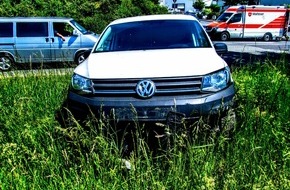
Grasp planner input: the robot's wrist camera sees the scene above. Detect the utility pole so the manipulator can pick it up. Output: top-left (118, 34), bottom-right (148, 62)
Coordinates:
top-left (173, 0), bottom-right (177, 13)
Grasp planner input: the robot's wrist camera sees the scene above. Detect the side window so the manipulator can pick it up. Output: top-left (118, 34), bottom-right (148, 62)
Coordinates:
top-left (230, 13), bottom-right (242, 23)
top-left (17, 22), bottom-right (48, 37)
top-left (95, 27), bottom-right (113, 51)
top-left (192, 22), bottom-right (211, 47)
top-left (53, 22), bottom-right (74, 37)
top-left (0, 22), bottom-right (13, 37)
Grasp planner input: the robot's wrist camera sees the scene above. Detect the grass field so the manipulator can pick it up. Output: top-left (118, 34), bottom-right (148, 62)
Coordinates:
top-left (0, 56), bottom-right (289, 189)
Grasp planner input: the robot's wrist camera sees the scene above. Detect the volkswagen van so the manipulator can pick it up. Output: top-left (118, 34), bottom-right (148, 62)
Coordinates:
top-left (0, 17), bottom-right (99, 71)
top-left (65, 14), bottom-right (235, 127)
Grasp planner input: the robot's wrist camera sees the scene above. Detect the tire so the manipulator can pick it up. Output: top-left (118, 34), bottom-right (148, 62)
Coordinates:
top-left (0, 54), bottom-right (14, 71)
top-left (55, 100), bottom-right (87, 128)
top-left (210, 108), bottom-right (236, 136)
top-left (220, 108), bottom-right (236, 133)
top-left (75, 52), bottom-right (86, 65)
top-left (263, 33), bottom-right (272, 41)
top-left (220, 32), bottom-right (229, 41)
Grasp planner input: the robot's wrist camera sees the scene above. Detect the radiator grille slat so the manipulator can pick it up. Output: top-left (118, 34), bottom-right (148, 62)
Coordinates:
top-left (91, 76), bottom-right (202, 96)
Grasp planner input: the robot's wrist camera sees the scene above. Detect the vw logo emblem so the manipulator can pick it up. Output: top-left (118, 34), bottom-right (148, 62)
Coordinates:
top-left (136, 80), bottom-right (156, 98)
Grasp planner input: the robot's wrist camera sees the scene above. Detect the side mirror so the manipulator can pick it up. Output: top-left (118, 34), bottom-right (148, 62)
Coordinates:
top-left (214, 42), bottom-right (228, 54)
top-left (73, 29), bottom-right (79, 36)
top-left (83, 49), bottom-right (92, 59)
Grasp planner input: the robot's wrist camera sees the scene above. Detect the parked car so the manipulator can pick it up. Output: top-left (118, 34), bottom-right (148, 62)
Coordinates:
top-left (184, 11), bottom-right (199, 20)
top-left (64, 14), bottom-right (235, 128)
top-left (0, 17), bottom-right (99, 71)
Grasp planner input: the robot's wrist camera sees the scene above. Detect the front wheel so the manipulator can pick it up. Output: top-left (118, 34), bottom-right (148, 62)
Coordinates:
top-left (263, 33), bottom-right (272, 41)
top-left (75, 52), bottom-right (86, 65)
top-left (210, 108), bottom-right (237, 136)
top-left (220, 32), bottom-right (229, 41)
top-left (75, 49), bottom-right (91, 65)
top-left (220, 108), bottom-right (236, 133)
top-left (0, 54), bottom-right (14, 71)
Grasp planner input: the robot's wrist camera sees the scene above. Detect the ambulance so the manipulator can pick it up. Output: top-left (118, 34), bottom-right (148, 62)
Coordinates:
top-left (205, 5), bottom-right (290, 41)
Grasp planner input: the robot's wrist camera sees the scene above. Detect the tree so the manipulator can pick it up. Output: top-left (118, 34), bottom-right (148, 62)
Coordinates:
top-left (193, 0), bottom-right (205, 11)
top-left (248, 0), bottom-right (257, 5)
top-left (209, 4), bottom-right (220, 13)
top-left (0, 0), bottom-right (168, 34)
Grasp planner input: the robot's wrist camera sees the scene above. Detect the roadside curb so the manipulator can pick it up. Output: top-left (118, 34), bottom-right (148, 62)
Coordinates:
top-left (281, 35), bottom-right (289, 41)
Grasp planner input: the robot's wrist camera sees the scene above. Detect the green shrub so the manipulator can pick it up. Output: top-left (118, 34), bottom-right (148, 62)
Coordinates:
top-left (0, 0), bottom-right (167, 34)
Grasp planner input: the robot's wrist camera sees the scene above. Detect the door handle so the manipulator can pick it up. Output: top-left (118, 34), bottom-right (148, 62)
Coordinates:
top-left (51, 38), bottom-right (54, 43)
top-left (45, 37), bottom-right (49, 42)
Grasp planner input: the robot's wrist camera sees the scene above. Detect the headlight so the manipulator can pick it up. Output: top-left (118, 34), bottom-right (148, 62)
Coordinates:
top-left (212, 27), bottom-right (218, 31)
top-left (205, 26), bottom-right (211, 30)
top-left (202, 67), bottom-right (232, 92)
top-left (71, 73), bottom-right (93, 94)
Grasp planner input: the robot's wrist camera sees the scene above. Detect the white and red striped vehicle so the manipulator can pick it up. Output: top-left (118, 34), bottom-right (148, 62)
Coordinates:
top-left (205, 5), bottom-right (290, 41)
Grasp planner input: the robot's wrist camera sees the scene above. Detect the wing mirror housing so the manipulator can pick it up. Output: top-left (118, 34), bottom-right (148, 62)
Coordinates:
top-left (214, 42), bottom-right (228, 54)
top-left (73, 29), bottom-right (79, 36)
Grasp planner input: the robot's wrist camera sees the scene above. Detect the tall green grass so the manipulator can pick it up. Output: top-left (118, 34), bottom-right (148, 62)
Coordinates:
top-left (0, 57), bottom-right (289, 189)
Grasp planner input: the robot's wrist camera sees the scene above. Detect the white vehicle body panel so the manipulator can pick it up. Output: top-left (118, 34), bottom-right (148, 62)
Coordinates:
top-left (74, 48), bottom-right (226, 79)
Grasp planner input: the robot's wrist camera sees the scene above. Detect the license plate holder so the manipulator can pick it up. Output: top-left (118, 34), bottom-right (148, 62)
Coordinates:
top-left (166, 111), bottom-right (185, 126)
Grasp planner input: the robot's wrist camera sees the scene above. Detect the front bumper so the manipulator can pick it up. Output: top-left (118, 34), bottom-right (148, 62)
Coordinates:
top-left (206, 28), bottom-right (222, 40)
top-left (66, 84), bottom-right (235, 122)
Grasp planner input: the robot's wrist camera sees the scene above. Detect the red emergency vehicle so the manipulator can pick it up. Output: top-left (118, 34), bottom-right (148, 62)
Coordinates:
top-left (205, 5), bottom-right (290, 41)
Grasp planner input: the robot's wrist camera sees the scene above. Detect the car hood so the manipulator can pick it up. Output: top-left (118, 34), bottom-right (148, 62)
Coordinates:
top-left (74, 48), bottom-right (227, 79)
top-left (207, 21), bottom-right (227, 28)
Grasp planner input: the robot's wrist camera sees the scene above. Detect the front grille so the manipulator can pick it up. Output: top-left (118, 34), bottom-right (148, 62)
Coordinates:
top-left (91, 76), bottom-right (203, 97)
top-left (205, 26), bottom-right (212, 31)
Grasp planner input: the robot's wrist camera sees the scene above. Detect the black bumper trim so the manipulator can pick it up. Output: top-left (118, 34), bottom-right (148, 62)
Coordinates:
top-left (66, 84), bottom-right (235, 121)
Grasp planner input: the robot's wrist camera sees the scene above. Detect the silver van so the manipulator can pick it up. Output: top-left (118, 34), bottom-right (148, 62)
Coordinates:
top-left (0, 17), bottom-right (99, 71)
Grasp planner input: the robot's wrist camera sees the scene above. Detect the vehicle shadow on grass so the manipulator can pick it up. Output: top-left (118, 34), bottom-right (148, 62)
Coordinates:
top-left (55, 102), bottom-right (235, 159)
top-left (13, 61), bottom-right (77, 71)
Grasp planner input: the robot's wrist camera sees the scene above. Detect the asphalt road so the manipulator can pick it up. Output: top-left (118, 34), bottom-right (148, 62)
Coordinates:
top-left (200, 19), bottom-right (290, 65)
top-left (214, 40), bottom-right (290, 66)
top-left (216, 40), bottom-right (290, 54)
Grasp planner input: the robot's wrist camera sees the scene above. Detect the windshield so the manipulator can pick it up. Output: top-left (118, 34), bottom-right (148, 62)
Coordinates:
top-left (216, 13), bottom-right (233, 22)
top-left (70, 20), bottom-right (91, 34)
top-left (94, 20), bottom-right (211, 52)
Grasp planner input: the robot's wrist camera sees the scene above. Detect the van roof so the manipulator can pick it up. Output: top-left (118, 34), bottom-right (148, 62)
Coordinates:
top-left (0, 17), bottom-right (73, 22)
top-left (226, 5), bottom-right (288, 11)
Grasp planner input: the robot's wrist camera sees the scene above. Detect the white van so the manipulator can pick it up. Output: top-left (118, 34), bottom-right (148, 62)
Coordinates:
top-left (0, 17), bottom-right (99, 71)
top-left (205, 5), bottom-right (289, 41)
top-left (66, 14), bottom-right (235, 126)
